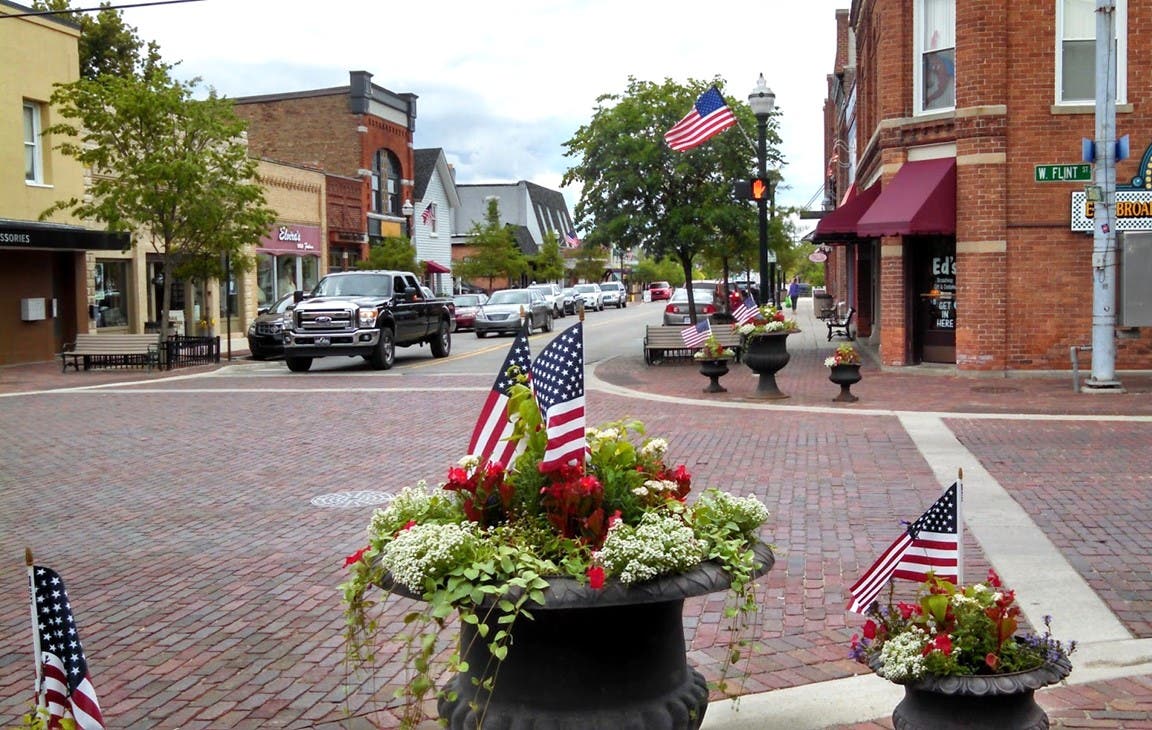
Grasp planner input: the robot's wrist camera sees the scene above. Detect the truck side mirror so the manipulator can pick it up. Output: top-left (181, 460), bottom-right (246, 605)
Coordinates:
top-left (293, 290), bottom-right (304, 304)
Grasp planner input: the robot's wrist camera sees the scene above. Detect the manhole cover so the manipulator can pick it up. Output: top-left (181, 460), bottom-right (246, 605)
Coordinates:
top-left (310, 490), bottom-right (394, 508)
top-left (970, 386), bottom-right (1021, 394)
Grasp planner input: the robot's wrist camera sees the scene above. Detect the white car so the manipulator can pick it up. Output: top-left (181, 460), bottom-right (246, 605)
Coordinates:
top-left (528, 283), bottom-right (565, 317)
top-left (573, 283), bottom-right (604, 311)
top-left (599, 281), bottom-right (626, 309)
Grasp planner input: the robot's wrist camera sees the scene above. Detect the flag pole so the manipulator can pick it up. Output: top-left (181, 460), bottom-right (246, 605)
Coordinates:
top-left (26, 547), bottom-right (44, 714)
top-left (956, 468), bottom-right (964, 585)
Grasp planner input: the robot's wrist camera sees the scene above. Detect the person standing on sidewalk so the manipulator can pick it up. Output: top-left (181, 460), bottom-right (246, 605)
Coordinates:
top-left (787, 277), bottom-right (800, 312)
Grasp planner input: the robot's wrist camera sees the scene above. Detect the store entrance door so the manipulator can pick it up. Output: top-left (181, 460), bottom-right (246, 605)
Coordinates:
top-left (908, 236), bottom-right (956, 364)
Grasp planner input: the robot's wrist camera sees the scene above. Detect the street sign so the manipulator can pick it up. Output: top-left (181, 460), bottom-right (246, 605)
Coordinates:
top-left (1035, 164), bottom-right (1092, 182)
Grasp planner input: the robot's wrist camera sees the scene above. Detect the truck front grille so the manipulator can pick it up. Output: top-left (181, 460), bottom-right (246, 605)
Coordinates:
top-left (297, 309), bottom-right (355, 332)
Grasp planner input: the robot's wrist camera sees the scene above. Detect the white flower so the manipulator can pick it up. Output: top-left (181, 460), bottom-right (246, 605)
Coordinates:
top-left (644, 479), bottom-right (678, 494)
top-left (632, 486), bottom-right (649, 496)
top-left (379, 522), bottom-right (478, 591)
top-left (824, 356), bottom-right (837, 367)
top-left (738, 323), bottom-right (756, 336)
top-left (457, 454), bottom-right (480, 470)
top-left (593, 513), bottom-right (704, 584)
top-left (877, 630), bottom-right (928, 682)
top-left (639, 438), bottom-right (668, 458)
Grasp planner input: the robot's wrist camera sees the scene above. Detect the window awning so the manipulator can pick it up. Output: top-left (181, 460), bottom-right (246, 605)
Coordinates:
top-left (423, 260), bottom-right (451, 274)
top-left (856, 158), bottom-right (956, 237)
top-left (812, 182), bottom-right (883, 243)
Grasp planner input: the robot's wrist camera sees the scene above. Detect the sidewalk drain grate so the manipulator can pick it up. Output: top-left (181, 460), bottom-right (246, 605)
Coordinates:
top-left (311, 490), bottom-right (394, 508)
top-left (970, 386), bottom-right (1021, 394)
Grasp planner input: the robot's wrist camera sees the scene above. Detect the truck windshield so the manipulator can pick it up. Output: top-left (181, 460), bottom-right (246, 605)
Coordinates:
top-left (314, 274), bottom-right (392, 298)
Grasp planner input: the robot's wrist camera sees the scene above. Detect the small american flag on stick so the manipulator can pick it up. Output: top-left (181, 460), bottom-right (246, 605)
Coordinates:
top-left (532, 321), bottom-right (585, 471)
top-left (467, 326), bottom-right (532, 468)
top-left (681, 319), bottom-right (712, 347)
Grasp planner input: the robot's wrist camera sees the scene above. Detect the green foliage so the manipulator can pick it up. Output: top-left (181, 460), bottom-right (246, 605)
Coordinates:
top-left (453, 198), bottom-right (527, 290)
top-left (21, 705), bottom-right (74, 730)
top-left (33, 0), bottom-right (165, 81)
top-left (562, 76), bottom-right (784, 291)
top-left (570, 242), bottom-right (609, 284)
top-left (531, 231), bottom-right (567, 283)
top-left (41, 68), bottom-right (276, 336)
top-left (357, 237), bottom-right (417, 272)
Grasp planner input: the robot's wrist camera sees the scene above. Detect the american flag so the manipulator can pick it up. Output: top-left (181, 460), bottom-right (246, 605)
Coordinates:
top-left (421, 203), bottom-right (436, 227)
top-left (732, 292), bottom-right (759, 325)
top-left (564, 230), bottom-right (581, 248)
top-left (468, 326), bottom-right (532, 468)
top-left (664, 87), bottom-right (738, 152)
top-left (847, 482), bottom-right (962, 614)
top-left (532, 322), bottom-right (585, 471)
top-left (31, 565), bottom-right (105, 730)
top-left (681, 319), bottom-right (712, 347)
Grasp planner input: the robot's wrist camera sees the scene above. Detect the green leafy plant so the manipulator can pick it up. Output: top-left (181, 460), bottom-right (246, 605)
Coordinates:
top-left (824, 343), bottom-right (861, 367)
top-left (693, 334), bottom-right (736, 360)
top-left (343, 371), bottom-right (772, 728)
top-left (850, 570), bottom-right (1076, 683)
top-left (733, 304), bottom-right (799, 335)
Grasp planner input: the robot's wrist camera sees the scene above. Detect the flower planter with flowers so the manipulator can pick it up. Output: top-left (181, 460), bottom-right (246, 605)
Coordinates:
top-left (825, 343), bottom-right (862, 402)
top-left (850, 571), bottom-right (1075, 729)
top-left (693, 335), bottom-right (736, 393)
top-left (343, 374), bottom-right (774, 730)
top-left (734, 304), bottom-right (800, 399)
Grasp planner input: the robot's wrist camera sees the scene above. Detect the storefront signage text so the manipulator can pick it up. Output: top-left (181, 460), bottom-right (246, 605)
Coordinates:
top-left (1070, 190), bottom-right (1152, 231)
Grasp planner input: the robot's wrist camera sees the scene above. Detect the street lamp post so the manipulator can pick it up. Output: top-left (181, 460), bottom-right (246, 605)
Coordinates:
top-left (402, 198), bottom-right (415, 239)
top-left (748, 74), bottom-right (776, 306)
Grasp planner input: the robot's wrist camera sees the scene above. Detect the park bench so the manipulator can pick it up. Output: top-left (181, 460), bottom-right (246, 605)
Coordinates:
top-left (60, 333), bottom-right (159, 372)
top-left (827, 307), bottom-right (856, 342)
top-left (643, 325), bottom-right (744, 365)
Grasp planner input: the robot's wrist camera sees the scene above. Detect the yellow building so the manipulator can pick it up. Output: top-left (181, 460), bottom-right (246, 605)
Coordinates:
top-left (0, 1), bottom-right (129, 365)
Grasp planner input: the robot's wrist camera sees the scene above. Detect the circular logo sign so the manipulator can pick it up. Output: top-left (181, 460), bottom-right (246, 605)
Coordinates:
top-left (809, 251), bottom-right (828, 263)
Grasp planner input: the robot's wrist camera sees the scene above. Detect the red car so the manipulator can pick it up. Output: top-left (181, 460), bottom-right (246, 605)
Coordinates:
top-left (452, 293), bottom-right (487, 331)
top-left (648, 281), bottom-right (673, 301)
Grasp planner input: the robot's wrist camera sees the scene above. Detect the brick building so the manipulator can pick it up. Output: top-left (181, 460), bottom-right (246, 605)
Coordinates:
top-left (814, 1), bottom-right (1151, 373)
top-left (232, 71), bottom-right (417, 272)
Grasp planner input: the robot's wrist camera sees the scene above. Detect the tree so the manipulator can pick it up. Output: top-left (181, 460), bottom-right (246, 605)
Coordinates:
top-left (42, 68), bottom-right (277, 342)
top-left (562, 76), bottom-right (783, 322)
top-left (532, 231), bottom-right (567, 284)
top-left (358, 237), bottom-right (417, 272)
top-left (570, 242), bottom-right (609, 284)
top-left (33, 0), bottom-right (164, 80)
top-left (452, 198), bottom-right (527, 291)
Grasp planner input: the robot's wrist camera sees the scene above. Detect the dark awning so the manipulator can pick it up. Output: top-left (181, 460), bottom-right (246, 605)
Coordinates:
top-left (812, 183), bottom-right (883, 243)
top-left (423, 259), bottom-right (451, 274)
top-left (856, 158), bottom-right (956, 237)
top-left (0, 219), bottom-right (129, 251)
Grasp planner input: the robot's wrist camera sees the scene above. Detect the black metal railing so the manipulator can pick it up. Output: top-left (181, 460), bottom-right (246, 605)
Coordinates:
top-left (162, 335), bottom-right (220, 369)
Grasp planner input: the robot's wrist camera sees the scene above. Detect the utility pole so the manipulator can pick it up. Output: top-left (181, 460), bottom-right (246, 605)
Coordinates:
top-left (1085, 0), bottom-right (1122, 391)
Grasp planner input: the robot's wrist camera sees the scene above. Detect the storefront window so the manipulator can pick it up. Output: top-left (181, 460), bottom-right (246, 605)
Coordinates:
top-left (94, 260), bottom-right (130, 328)
top-left (257, 254), bottom-right (275, 305)
top-left (301, 254), bottom-right (319, 291)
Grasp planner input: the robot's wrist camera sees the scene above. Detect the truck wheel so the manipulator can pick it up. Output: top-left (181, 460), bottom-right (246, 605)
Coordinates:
top-left (543, 313), bottom-right (553, 332)
top-left (476, 330), bottom-right (487, 338)
top-left (368, 328), bottom-right (395, 370)
top-left (285, 357), bottom-right (312, 372)
top-left (430, 319), bottom-right (451, 358)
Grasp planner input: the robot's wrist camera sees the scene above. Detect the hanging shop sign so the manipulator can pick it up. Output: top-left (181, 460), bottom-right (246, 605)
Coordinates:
top-left (258, 224), bottom-right (322, 255)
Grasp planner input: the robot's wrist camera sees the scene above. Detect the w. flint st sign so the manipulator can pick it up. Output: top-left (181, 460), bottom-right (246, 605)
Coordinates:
top-left (1035, 164), bottom-right (1092, 182)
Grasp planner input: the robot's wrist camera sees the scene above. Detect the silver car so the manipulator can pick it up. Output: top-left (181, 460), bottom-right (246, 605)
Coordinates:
top-left (573, 283), bottom-right (604, 311)
top-left (475, 288), bottom-right (554, 337)
top-left (599, 281), bottom-right (627, 309)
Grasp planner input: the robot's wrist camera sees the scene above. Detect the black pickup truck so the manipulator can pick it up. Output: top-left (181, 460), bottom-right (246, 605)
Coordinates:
top-left (281, 270), bottom-right (453, 372)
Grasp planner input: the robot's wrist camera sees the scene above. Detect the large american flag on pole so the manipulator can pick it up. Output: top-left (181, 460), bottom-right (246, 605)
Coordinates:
top-left (30, 564), bottom-right (105, 730)
top-left (847, 481), bottom-right (962, 614)
top-left (532, 321), bottom-right (585, 471)
top-left (664, 87), bottom-right (738, 152)
top-left (467, 326), bottom-right (532, 468)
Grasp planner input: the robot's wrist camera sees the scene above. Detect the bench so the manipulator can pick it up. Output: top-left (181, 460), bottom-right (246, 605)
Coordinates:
top-left (643, 325), bottom-right (744, 365)
top-left (827, 307), bottom-right (856, 341)
top-left (61, 333), bottom-right (159, 372)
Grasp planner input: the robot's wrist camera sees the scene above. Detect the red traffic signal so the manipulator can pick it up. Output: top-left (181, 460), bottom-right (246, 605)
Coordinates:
top-left (750, 178), bottom-right (770, 201)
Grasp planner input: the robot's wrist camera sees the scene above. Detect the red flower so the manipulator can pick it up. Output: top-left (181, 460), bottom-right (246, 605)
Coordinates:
top-left (987, 569), bottom-right (1002, 588)
top-left (931, 633), bottom-right (953, 655)
top-left (897, 601), bottom-right (919, 619)
top-left (985, 653), bottom-right (1000, 670)
top-left (343, 546), bottom-right (370, 568)
top-left (402, 519), bottom-right (417, 531)
top-left (862, 620), bottom-right (877, 640)
top-left (587, 565), bottom-right (605, 590)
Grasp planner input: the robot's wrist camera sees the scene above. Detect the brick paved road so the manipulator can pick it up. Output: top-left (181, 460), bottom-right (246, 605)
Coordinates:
top-left (2, 302), bottom-right (1151, 728)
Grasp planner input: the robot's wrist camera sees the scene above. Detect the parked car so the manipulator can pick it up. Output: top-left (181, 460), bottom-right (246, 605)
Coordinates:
top-left (573, 283), bottom-right (604, 311)
top-left (452, 292), bottom-right (488, 331)
top-left (662, 288), bottom-right (718, 326)
top-left (247, 292), bottom-right (296, 360)
top-left (475, 288), bottom-right (553, 337)
top-left (559, 287), bottom-right (577, 315)
top-left (648, 281), bottom-right (673, 301)
top-left (528, 283), bottom-right (565, 317)
top-left (599, 281), bottom-right (627, 308)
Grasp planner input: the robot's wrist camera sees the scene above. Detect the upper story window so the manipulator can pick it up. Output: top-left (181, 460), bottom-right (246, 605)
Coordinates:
top-left (24, 101), bottom-right (43, 184)
top-left (915, 0), bottom-right (955, 113)
top-left (1057, 0), bottom-right (1127, 104)
top-left (371, 149), bottom-right (403, 216)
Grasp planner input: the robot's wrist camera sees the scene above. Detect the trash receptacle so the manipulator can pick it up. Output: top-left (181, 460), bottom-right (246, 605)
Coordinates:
top-left (813, 292), bottom-right (834, 318)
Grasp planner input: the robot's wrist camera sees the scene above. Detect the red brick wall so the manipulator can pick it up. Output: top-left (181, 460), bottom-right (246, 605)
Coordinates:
top-left (234, 94), bottom-right (361, 175)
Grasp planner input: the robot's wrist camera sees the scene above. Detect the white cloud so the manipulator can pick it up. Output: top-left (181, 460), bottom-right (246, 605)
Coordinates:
top-left (121, 0), bottom-right (845, 226)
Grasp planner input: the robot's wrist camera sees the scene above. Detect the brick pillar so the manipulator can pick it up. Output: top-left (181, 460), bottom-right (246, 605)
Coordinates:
top-left (879, 238), bottom-right (906, 365)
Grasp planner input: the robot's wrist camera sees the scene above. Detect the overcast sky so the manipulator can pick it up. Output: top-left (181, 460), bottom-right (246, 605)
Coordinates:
top-left (119, 0), bottom-right (846, 233)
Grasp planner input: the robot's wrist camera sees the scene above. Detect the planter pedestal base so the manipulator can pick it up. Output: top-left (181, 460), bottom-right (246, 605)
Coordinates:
top-left (743, 332), bottom-right (796, 399)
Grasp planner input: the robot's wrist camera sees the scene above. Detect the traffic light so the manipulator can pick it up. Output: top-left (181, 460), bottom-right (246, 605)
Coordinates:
top-left (750, 178), bottom-right (770, 201)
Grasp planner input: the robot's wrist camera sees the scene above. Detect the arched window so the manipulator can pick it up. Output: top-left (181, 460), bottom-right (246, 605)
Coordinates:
top-left (372, 149), bottom-right (403, 215)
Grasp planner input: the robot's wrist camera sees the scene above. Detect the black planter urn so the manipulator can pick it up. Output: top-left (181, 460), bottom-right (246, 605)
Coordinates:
top-left (697, 357), bottom-right (732, 393)
top-left (890, 656), bottom-right (1072, 730)
top-left (742, 332), bottom-right (797, 399)
top-left (828, 363), bottom-right (862, 402)
top-left (436, 543), bottom-right (775, 730)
